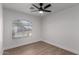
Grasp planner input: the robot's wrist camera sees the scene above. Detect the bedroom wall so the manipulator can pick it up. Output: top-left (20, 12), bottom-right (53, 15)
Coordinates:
top-left (3, 8), bottom-right (41, 50)
top-left (42, 5), bottom-right (79, 54)
top-left (0, 4), bottom-right (3, 54)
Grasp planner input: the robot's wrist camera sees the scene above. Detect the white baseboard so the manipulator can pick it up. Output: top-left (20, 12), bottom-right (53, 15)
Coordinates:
top-left (42, 40), bottom-right (79, 55)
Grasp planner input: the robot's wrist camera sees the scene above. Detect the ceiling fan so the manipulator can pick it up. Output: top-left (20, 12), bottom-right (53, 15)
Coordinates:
top-left (30, 3), bottom-right (52, 13)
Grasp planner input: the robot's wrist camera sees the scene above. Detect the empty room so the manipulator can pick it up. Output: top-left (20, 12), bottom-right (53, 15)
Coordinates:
top-left (0, 3), bottom-right (79, 55)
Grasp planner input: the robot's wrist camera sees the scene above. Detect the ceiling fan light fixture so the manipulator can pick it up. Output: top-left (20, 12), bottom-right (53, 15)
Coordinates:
top-left (39, 11), bottom-right (43, 14)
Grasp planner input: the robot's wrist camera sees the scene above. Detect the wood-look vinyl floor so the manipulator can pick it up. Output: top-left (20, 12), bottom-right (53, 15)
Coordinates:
top-left (3, 41), bottom-right (76, 55)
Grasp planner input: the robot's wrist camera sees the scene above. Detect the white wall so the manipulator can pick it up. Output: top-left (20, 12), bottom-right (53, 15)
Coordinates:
top-left (42, 5), bottom-right (79, 54)
top-left (0, 4), bottom-right (3, 54)
top-left (3, 8), bottom-right (41, 50)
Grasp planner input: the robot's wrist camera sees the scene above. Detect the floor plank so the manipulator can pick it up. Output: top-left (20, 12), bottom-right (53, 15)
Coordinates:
top-left (3, 41), bottom-right (76, 55)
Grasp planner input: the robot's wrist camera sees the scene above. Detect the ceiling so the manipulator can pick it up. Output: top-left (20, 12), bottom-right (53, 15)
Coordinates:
top-left (3, 3), bottom-right (79, 16)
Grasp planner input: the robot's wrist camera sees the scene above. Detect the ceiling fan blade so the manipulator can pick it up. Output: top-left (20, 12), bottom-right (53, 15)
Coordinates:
top-left (44, 4), bottom-right (51, 9)
top-left (32, 4), bottom-right (39, 9)
top-left (43, 10), bottom-right (51, 12)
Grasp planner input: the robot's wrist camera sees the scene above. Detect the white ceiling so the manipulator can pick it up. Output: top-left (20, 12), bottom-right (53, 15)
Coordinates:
top-left (3, 3), bottom-right (79, 16)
